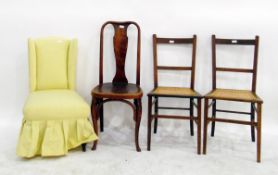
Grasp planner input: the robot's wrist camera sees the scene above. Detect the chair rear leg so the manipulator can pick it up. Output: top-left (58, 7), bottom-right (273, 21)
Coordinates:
top-left (154, 119), bottom-right (158, 133)
top-left (251, 103), bottom-right (255, 142)
top-left (211, 100), bottom-right (216, 137)
top-left (99, 99), bottom-right (104, 132)
top-left (81, 143), bottom-right (86, 152)
top-left (154, 97), bottom-right (158, 134)
top-left (190, 98), bottom-right (194, 136)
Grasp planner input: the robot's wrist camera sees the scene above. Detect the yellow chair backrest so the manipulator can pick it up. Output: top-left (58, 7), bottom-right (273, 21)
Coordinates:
top-left (28, 37), bottom-right (77, 91)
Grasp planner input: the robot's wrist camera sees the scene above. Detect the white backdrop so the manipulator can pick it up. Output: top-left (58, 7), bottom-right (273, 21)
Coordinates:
top-left (0, 0), bottom-right (278, 174)
top-left (1, 0), bottom-right (277, 125)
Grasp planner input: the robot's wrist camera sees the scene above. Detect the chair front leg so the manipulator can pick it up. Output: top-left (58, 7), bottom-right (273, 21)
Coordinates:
top-left (203, 98), bottom-right (209, 154)
top-left (134, 99), bottom-right (138, 121)
top-left (197, 98), bottom-right (202, 155)
top-left (147, 96), bottom-right (152, 151)
top-left (91, 97), bottom-right (99, 150)
top-left (257, 103), bottom-right (262, 163)
top-left (135, 98), bottom-right (142, 152)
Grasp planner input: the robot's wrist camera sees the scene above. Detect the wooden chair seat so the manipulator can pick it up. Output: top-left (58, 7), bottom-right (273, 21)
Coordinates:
top-left (92, 83), bottom-right (143, 99)
top-left (149, 86), bottom-right (201, 98)
top-left (205, 88), bottom-right (263, 103)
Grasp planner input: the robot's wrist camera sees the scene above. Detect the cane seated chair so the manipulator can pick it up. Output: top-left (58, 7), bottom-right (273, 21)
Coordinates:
top-left (203, 35), bottom-right (263, 162)
top-left (147, 35), bottom-right (203, 154)
top-left (16, 37), bottom-right (98, 158)
top-left (91, 21), bottom-right (143, 152)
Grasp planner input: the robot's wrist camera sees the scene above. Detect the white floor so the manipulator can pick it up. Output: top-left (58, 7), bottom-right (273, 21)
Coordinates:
top-left (1, 117), bottom-right (278, 175)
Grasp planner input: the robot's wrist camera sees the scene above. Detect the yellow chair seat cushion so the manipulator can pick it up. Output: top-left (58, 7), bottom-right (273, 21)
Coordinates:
top-left (23, 90), bottom-right (90, 120)
top-left (16, 118), bottom-right (98, 158)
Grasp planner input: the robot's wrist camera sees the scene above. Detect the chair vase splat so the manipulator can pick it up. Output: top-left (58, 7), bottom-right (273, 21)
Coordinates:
top-left (113, 24), bottom-right (129, 85)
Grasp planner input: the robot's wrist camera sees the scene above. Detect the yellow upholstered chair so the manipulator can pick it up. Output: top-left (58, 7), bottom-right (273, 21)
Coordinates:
top-left (16, 37), bottom-right (98, 158)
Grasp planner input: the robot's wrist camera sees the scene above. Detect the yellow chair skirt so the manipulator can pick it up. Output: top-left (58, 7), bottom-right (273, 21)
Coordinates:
top-left (16, 118), bottom-right (98, 158)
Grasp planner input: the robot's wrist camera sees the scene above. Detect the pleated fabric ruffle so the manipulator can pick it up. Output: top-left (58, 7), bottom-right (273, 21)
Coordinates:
top-left (16, 118), bottom-right (98, 158)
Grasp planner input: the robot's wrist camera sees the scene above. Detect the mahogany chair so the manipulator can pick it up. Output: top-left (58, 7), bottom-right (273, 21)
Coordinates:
top-left (203, 35), bottom-right (263, 162)
top-left (147, 34), bottom-right (203, 154)
top-left (91, 21), bottom-right (143, 152)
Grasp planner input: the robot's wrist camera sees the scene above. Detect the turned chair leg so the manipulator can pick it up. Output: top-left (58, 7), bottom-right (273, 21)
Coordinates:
top-left (135, 98), bottom-right (142, 152)
top-left (203, 98), bottom-right (209, 154)
top-left (147, 96), bottom-right (152, 151)
top-left (211, 100), bottom-right (216, 137)
top-left (251, 103), bottom-right (255, 142)
top-left (190, 98), bottom-right (194, 136)
top-left (91, 97), bottom-right (99, 150)
top-left (81, 143), bottom-right (86, 152)
top-left (153, 97), bottom-right (158, 134)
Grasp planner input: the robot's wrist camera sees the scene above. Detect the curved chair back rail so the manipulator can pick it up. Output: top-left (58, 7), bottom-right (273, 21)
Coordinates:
top-left (99, 21), bottom-right (141, 86)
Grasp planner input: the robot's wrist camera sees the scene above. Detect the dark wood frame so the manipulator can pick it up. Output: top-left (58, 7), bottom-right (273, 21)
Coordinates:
top-left (147, 34), bottom-right (203, 154)
top-left (203, 35), bottom-right (263, 162)
top-left (91, 21), bottom-right (143, 152)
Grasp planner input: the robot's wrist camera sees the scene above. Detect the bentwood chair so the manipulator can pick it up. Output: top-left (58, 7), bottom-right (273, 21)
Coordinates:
top-left (147, 34), bottom-right (203, 154)
top-left (17, 37), bottom-right (98, 158)
top-left (91, 21), bottom-right (143, 152)
top-left (203, 35), bottom-right (263, 162)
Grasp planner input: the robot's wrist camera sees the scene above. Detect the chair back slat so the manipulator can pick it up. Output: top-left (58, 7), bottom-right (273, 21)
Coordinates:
top-left (216, 67), bottom-right (254, 73)
top-left (156, 38), bottom-right (194, 44)
top-left (157, 66), bottom-right (192, 71)
top-left (215, 38), bottom-right (256, 45)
